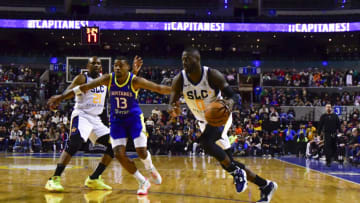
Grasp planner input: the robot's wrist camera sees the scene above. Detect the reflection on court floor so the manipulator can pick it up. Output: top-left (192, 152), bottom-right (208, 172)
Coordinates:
top-left (0, 153), bottom-right (359, 203)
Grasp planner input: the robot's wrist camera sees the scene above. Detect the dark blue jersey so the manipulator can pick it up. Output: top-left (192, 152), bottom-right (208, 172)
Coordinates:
top-left (108, 72), bottom-right (142, 122)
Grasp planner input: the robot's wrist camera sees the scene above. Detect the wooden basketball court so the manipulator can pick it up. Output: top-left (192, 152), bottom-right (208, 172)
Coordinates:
top-left (0, 153), bottom-right (359, 203)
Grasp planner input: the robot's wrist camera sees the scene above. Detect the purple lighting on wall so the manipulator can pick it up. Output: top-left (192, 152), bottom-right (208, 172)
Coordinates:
top-left (0, 19), bottom-right (356, 33)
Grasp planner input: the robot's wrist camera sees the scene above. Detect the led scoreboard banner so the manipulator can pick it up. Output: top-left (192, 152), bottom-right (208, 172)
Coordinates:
top-left (0, 19), bottom-right (358, 32)
top-left (81, 26), bottom-right (100, 45)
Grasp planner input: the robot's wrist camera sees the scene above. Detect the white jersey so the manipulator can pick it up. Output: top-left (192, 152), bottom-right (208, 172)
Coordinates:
top-left (182, 66), bottom-right (222, 122)
top-left (74, 74), bottom-right (107, 116)
top-left (182, 66), bottom-right (232, 150)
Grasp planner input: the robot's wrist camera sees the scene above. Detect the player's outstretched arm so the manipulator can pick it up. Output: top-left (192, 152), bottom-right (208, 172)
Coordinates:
top-left (64, 74), bottom-right (86, 92)
top-left (78, 73), bottom-right (111, 93)
top-left (47, 74), bottom-right (85, 109)
top-left (168, 73), bottom-right (183, 118)
top-left (132, 76), bottom-right (171, 95)
top-left (47, 74), bottom-right (110, 109)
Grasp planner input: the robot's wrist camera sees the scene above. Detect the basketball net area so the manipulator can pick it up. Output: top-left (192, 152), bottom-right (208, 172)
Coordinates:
top-left (66, 56), bottom-right (112, 83)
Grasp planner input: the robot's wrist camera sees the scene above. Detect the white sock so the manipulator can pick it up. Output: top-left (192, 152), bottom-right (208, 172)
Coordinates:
top-left (133, 170), bottom-right (146, 184)
top-left (140, 151), bottom-right (154, 171)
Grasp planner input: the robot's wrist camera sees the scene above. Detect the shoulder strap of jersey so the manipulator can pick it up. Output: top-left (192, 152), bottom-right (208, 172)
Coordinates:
top-left (181, 70), bottom-right (187, 84)
top-left (130, 73), bottom-right (139, 97)
top-left (176, 71), bottom-right (184, 92)
top-left (82, 73), bottom-right (87, 83)
top-left (108, 72), bottom-right (114, 91)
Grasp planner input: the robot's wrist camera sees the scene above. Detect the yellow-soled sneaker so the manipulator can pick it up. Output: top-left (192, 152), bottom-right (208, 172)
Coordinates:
top-left (84, 176), bottom-right (112, 190)
top-left (45, 176), bottom-right (64, 192)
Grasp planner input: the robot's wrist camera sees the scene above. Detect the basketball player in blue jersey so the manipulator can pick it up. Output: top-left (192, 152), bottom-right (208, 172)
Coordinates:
top-left (45, 56), bottom-right (142, 192)
top-left (169, 48), bottom-right (277, 203)
top-left (48, 56), bottom-right (171, 195)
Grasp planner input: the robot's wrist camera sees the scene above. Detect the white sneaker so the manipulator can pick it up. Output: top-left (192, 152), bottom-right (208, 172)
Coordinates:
top-left (150, 168), bottom-right (162, 185)
top-left (137, 179), bottom-right (151, 195)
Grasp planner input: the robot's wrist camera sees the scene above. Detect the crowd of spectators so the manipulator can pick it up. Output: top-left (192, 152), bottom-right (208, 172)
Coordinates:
top-left (0, 98), bottom-right (71, 153)
top-left (263, 68), bottom-right (360, 87)
top-left (259, 87), bottom-right (360, 106)
top-left (0, 64), bottom-right (42, 83)
top-left (0, 64), bottom-right (72, 153)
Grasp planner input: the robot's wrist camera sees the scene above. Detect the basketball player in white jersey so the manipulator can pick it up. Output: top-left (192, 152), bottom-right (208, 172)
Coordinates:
top-left (45, 56), bottom-right (142, 192)
top-left (169, 48), bottom-right (277, 203)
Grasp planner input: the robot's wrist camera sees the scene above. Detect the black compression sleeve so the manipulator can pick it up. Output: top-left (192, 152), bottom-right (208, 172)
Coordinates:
top-left (222, 86), bottom-right (241, 105)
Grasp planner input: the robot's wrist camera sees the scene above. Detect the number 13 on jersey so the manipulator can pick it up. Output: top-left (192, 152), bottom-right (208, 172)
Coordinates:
top-left (115, 97), bottom-right (127, 109)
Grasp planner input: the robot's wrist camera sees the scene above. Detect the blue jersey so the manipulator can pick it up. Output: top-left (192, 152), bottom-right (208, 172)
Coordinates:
top-left (108, 72), bottom-right (142, 122)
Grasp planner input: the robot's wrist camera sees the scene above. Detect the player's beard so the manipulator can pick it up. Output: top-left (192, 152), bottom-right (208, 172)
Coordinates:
top-left (184, 64), bottom-right (194, 74)
top-left (89, 70), bottom-right (100, 78)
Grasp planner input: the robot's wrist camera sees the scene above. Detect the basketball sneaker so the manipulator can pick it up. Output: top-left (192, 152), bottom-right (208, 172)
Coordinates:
top-left (45, 176), bottom-right (64, 192)
top-left (232, 168), bottom-right (248, 193)
top-left (84, 176), bottom-right (112, 190)
top-left (257, 181), bottom-right (278, 203)
top-left (137, 179), bottom-right (151, 195)
top-left (149, 167), bottom-right (162, 185)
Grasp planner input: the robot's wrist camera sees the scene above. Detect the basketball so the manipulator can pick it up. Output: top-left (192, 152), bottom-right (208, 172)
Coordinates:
top-left (204, 101), bottom-right (230, 127)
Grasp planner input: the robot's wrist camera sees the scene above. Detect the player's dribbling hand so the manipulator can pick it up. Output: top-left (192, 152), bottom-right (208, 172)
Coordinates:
top-left (47, 95), bottom-right (62, 111)
top-left (215, 99), bottom-right (233, 112)
top-left (132, 55), bottom-right (143, 75)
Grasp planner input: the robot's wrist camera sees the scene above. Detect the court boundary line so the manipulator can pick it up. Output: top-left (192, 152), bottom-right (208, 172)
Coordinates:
top-left (274, 158), bottom-right (360, 186)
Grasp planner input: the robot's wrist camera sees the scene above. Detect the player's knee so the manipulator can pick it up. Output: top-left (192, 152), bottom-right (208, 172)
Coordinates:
top-left (65, 142), bottom-right (82, 156)
top-left (96, 134), bottom-right (110, 145)
top-left (65, 133), bottom-right (84, 156)
top-left (113, 146), bottom-right (121, 157)
top-left (201, 140), bottom-right (227, 161)
top-left (136, 147), bottom-right (147, 159)
top-left (104, 145), bottom-right (114, 158)
top-left (199, 138), bottom-right (213, 153)
top-left (97, 135), bottom-right (114, 158)
top-left (113, 146), bottom-right (126, 159)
